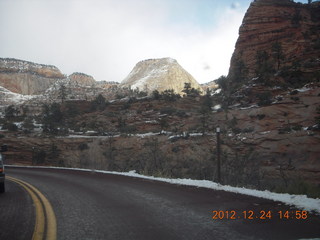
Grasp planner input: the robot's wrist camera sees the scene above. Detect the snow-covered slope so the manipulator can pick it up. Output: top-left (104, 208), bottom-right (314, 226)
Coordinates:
top-left (0, 86), bottom-right (36, 105)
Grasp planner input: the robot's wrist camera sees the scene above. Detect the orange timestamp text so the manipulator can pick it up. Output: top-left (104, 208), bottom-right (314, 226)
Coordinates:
top-left (212, 210), bottom-right (308, 220)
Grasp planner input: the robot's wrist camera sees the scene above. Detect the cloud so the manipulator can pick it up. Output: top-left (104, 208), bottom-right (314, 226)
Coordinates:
top-left (231, 2), bottom-right (240, 9)
top-left (203, 63), bottom-right (211, 71)
top-left (0, 0), bottom-right (249, 84)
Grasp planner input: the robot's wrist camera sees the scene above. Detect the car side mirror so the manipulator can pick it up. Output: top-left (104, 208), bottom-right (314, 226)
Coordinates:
top-left (1, 145), bottom-right (7, 152)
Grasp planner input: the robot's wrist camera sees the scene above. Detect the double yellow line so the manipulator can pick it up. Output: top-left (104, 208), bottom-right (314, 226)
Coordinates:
top-left (7, 176), bottom-right (57, 240)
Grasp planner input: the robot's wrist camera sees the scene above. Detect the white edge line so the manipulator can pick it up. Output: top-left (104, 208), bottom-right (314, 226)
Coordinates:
top-left (5, 164), bottom-right (320, 215)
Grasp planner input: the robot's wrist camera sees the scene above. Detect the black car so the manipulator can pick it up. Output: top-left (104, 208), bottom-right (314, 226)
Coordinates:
top-left (0, 145), bottom-right (7, 193)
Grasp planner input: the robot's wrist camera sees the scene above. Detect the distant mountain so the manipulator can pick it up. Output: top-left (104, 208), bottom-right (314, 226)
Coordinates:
top-left (68, 72), bottom-right (96, 86)
top-left (0, 58), bottom-right (64, 95)
top-left (0, 57), bottom-right (204, 104)
top-left (120, 58), bottom-right (203, 94)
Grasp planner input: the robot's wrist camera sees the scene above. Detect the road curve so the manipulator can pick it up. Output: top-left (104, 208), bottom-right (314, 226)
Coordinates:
top-left (1, 167), bottom-right (320, 240)
top-left (7, 176), bottom-right (57, 240)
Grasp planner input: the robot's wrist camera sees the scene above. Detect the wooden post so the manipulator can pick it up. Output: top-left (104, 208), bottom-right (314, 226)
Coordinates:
top-left (216, 127), bottom-right (221, 183)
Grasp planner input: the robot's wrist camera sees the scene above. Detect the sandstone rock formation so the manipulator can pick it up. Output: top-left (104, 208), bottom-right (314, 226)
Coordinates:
top-left (120, 58), bottom-right (203, 94)
top-left (68, 72), bottom-right (96, 86)
top-left (0, 58), bottom-right (65, 95)
top-left (228, 0), bottom-right (320, 84)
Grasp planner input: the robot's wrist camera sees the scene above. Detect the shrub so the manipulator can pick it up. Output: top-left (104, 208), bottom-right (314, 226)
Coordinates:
top-left (120, 125), bottom-right (137, 134)
top-left (216, 75), bottom-right (229, 91)
top-left (257, 92), bottom-right (272, 106)
top-left (4, 105), bottom-right (17, 120)
top-left (2, 122), bottom-right (18, 132)
top-left (176, 110), bottom-right (188, 118)
top-left (292, 124), bottom-right (302, 131)
top-left (275, 179), bottom-right (320, 198)
top-left (257, 114), bottom-right (266, 120)
top-left (291, 10), bottom-right (302, 26)
top-left (161, 89), bottom-right (180, 102)
top-left (32, 150), bottom-right (46, 164)
top-left (78, 143), bottom-right (89, 151)
top-left (121, 101), bottom-right (131, 110)
top-left (152, 90), bottom-right (160, 100)
top-left (232, 127), bottom-right (242, 134)
top-left (278, 126), bottom-right (292, 134)
top-left (242, 127), bottom-right (254, 133)
top-left (91, 94), bottom-right (108, 111)
top-left (290, 90), bottom-right (299, 95)
top-left (160, 107), bottom-right (177, 115)
top-left (291, 96), bottom-right (300, 102)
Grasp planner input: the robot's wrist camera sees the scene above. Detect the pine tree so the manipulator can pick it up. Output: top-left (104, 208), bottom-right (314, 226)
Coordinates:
top-left (58, 83), bottom-right (68, 103)
top-left (272, 42), bottom-right (285, 71)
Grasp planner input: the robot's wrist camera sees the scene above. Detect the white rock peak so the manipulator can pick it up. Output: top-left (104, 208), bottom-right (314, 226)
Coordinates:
top-left (120, 58), bottom-right (202, 94)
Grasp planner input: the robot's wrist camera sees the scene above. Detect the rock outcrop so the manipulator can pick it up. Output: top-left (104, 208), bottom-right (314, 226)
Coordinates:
top-left (120, 58), bottom-right (203, 94)
top-left (222, 0), bottom-right (320, 192)
top-left (201, 80), bottom-right (218, 92)
top-left (228, 0), bottom-right (320, 84)
top-left (0, 58), bottom-right (65, 95)
top-left (68, 72), bottom-right (96, 86)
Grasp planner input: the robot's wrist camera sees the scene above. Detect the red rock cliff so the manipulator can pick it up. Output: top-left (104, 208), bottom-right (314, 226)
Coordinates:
top-left (228, 0), bottom-right (320, 85)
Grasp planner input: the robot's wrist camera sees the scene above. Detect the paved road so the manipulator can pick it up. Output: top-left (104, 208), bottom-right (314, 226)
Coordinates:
top-left (1, 167), bottom-right (320, 240)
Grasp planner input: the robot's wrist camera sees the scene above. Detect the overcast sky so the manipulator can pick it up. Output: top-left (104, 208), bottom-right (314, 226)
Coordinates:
top-left (0, 0), bottom-right (309, 84)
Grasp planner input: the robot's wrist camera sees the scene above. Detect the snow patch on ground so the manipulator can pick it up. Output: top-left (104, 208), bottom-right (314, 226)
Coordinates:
top-left (260, 131), bottom-right (271, 135)
top-left (134, 132), bottom-right (160, 138)
top-left (0, 86), bottom-right (36, 103)
top-left (213, 104), bottom-right (221, 111)
top-left (296, 87), bottom-right (311, 93)
top-left (240, 105), bottom-right (258, 110)
top-left (213, 89), bottom-right (221, 95)
top-left (7, 165), bottom-right (320, 215)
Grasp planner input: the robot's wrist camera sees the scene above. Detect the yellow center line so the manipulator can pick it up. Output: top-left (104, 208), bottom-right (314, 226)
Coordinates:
top-left (7, 176), bottom-right (57, 240)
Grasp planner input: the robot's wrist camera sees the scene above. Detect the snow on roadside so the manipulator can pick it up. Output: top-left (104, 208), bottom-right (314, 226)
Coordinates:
top-left (7, 165), bottom-right (320, 214)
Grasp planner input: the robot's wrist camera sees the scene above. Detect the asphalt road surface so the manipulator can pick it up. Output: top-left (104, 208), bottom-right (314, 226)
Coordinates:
top-left (1, 167), bottom-right (320, 240)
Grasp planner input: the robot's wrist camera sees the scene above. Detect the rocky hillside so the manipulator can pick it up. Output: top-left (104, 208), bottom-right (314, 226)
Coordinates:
top-left (0, 58), bottom-right (65, 95)
top-left (1, 84), bottom-right (319, 197)
top-left (228, 0), bottom-right (320, 86)
top-left (120, 58), bottom-right (203, 94)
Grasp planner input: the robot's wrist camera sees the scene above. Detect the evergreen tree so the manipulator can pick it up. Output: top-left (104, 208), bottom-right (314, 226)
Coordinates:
top-left (152, 90), bottom-right (160, 100)
top-left (42, 103), bottom-right (64, 135)
top-left (272, 42), bottom-right (285, 71)
top-left (91, 94), bottom-right (108, 111)
top-left (182, 82), bottom-right (201, 97)
top-left (182, 83), bottom-right (192, 95)
top-left (5, 105), bottom-right (17, 120)
top-left (58, 83), bottom-right (68, 103)
top-left (216, 76), bottom-right (229, 92)
top-left (22, 117), bottom-right (34, 131)
top-left (255, 50), bottom-right (274, 84)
